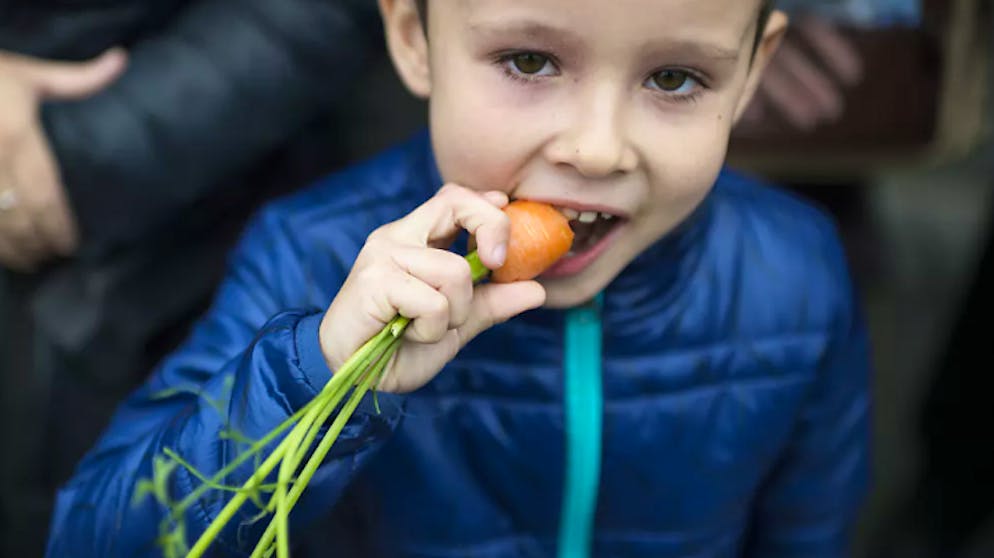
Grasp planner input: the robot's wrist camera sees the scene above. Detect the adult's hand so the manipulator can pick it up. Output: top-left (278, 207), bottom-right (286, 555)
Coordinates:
top-left (740, 17), bottom-right (864, 132)
top-left (0, 49), bottom-right (126, 272)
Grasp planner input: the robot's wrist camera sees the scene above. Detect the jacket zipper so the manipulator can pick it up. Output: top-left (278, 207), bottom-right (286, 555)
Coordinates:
top-left (557, 294), bottom-right (603, 558)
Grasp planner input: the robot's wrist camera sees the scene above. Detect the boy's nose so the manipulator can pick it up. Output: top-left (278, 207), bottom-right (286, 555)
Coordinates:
top-left (545, 88), bottom-right (638, 178)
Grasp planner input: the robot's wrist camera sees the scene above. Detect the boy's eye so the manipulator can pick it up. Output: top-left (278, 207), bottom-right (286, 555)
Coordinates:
top-left (650, 70), bottom-right (693, 92)
top-left (497, 51), bottom-right (558, 81)
top-left (510, 53), bottom-right (553, 75)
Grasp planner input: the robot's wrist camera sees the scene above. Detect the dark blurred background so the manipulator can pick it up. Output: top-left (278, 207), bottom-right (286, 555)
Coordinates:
top-left (0, 0), bottom-right (991, 556)
top-left (729, 1), bottom-right (994, 556)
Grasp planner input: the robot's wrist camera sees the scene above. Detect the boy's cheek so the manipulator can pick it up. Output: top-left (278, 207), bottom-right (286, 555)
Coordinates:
top-left (632, 99), bottom-right (734, 162)
top-left (644, 133), bottom-right (728, 208)
top-left (431, 97), bottom-right (538, 193)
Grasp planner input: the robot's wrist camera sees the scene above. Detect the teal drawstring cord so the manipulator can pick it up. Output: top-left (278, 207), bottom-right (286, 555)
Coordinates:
top-left (558, 294), bottom-right (603, 558)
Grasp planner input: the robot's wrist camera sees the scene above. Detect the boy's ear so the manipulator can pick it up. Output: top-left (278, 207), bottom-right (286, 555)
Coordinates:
top-left (732, 10), bottom-right (789, 124)
top-left (379, 0), bottom-right (431, 98)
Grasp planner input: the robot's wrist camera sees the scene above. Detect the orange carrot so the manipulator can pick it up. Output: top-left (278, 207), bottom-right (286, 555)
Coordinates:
top-left (492, 200), bottom-right (574, 283)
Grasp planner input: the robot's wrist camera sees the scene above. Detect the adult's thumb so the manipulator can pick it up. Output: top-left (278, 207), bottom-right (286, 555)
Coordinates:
top-left (19, 48), bottom-right (128, 100)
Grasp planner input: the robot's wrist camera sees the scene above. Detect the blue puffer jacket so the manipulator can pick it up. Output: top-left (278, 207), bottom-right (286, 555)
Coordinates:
top-left (46, 132), bottom-right (870, 558)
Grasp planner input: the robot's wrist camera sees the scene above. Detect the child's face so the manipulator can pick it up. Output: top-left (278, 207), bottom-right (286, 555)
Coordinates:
top-left (382, 0), bottom-right (785, 308)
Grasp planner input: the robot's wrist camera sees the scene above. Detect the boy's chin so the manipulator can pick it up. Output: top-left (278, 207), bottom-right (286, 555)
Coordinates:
top-left (538, 269), bottom-right (612, 309)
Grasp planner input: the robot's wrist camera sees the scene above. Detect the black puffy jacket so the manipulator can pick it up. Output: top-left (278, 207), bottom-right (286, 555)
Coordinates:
top-left (0, 0), bottom-right (382, 254)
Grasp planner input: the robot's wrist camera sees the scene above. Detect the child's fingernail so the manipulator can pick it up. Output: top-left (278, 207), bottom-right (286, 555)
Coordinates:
top-left (492, 244), bottom-right (506, 267)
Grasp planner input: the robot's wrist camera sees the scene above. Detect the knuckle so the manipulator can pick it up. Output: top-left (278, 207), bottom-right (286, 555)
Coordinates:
top-left (412, 313), bottom-right (448, 343)
top-left (441, 252), bottom-right (473, 285)
top-left (353, 261), bottom-right (388, 287)
top-left (454, 257), bottom-right (473, 285)
top-left (359, 239), bottom-right (402, 269)
top-left (449, 312), bottom-right (468, 330)
top-left (366, 225), bottom-right (392, 244)
top-left (439, 183), bottom-right (474, 205)
top-left (438, 183), bottom-right (463, 198)
top-left (412, 322), bottom-right (443, 344)
top-left (426, 291), bottom-right (450, 318)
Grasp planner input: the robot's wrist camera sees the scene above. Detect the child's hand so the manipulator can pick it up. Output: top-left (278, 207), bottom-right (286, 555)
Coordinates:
top-left (319, 184), bottom-right (547, 394)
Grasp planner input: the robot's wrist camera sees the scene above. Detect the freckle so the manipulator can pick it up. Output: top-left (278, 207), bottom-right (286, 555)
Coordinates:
top-left (718, 114), bottom-right (723, 120)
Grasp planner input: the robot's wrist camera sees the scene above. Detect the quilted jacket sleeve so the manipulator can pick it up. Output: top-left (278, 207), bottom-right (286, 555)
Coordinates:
top-left (39, 0), bottom-right (379, 253)
top-left (44, 209), bottom-right (404, 557)
top-left (744, 234), bottom-right (872, 558)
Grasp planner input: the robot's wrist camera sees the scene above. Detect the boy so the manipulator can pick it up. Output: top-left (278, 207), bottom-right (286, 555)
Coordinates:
top-left (46, 0), bottom-right (871, 556)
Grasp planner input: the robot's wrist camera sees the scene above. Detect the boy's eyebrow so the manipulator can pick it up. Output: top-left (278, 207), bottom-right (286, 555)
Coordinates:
top-left (641, 40), bottom-right (742, 63)
top-left (468, 20), bottom-right (585, 51)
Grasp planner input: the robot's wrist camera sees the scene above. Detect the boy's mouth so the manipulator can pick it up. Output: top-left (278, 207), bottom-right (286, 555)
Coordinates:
top-left (540, 204), bottom-right (628, 278)
top-left (557, 207), bottom-right (621, 255)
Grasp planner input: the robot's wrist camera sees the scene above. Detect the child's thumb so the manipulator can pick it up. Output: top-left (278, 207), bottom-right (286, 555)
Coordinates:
top-left (456, 281), bottom-right (546, 345)
top-left (19, 48), bottom-right (128, 100)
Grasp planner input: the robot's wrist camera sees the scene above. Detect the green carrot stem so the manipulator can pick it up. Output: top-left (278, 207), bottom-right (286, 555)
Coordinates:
top-left (185, 421), bottom-right (293, 558)
top-left (252, 336), bottom-right (402, 557)
top-left (275, 381), bottom-right (346, 506)
top-left (465, 250), bottom-right (491, 283)
top-left (271, 367), bottom-right (366, 558)
top-left (162, 448), bottom-right (284, 506)
top-left (270, 328), bottom-right (390, 516)
top-left (173, 348), bottom-right (363, 518)
top-left (169, 394), bottom-right (318, 526)
top-left (271, 329), bottom-right (401, 558)
top-left (280, 333), bottom-right (388, 482)
top-left (185, 341), bottom-right (379, 556)
top-left (186, 367), bottom-right (363, 557)
top-left (271, 351), bottom-right (375, 558)
top-left (197, 325), bottom-right (397, 557)
top-left (178, 316), bottom-right (396, 530)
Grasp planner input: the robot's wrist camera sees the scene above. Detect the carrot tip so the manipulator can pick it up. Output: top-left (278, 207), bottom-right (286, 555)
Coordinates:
top-left (491, 201), bottom-right (574, 283)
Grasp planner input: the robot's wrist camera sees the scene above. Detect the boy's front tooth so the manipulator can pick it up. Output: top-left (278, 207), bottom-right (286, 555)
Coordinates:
top-left (600, 212), bottom-right (614, 220)
top-left (578, 211), bottom-right (598, 223)
top-left (560, 207), bottom-right (580, 220)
